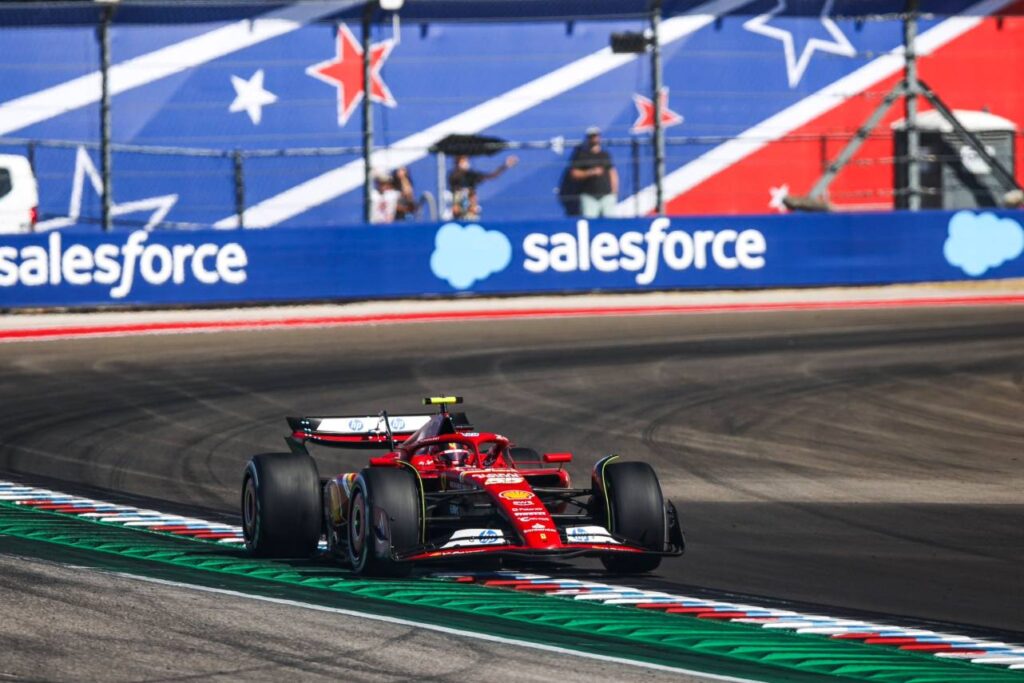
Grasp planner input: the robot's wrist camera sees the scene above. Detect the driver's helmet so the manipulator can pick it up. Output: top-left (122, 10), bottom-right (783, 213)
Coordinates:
top-left (433, 442), bottom-right (471, 467)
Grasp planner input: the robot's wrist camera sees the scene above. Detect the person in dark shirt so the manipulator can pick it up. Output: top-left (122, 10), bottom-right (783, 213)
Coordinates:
top-left (569, 126), bottom-right (618, 218)
top-left (391, 166), bottom-right (418, 220)
top-left (448, 153), bottom-right (518, 220)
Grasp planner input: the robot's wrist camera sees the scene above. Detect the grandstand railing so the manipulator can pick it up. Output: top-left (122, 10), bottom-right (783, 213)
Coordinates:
top-left (0, 132), bottom-right (977, 230)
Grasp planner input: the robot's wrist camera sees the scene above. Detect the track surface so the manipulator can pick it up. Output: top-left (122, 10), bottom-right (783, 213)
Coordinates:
top-left (0, 552), bottom-right (701, 683)
top-left (1, 305), bottom-right (1022, 659)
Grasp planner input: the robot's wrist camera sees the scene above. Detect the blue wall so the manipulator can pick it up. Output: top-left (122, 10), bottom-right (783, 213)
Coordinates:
top-left (0, 5), bottom-right (980, 228)
top-left (1, 210), bottom-right (1022, 309)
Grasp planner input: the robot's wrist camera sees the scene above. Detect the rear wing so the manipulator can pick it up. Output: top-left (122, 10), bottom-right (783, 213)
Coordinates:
top-left (287, 413), bottom-right (434, 450)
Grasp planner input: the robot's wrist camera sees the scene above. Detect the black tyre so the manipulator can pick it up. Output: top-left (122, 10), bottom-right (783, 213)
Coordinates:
top-left (596, 461), bottom-right (666, 573)
top-left (348, 467), bottom-right (421, 577)
top-left (241, 452), bottom-right (321, 558)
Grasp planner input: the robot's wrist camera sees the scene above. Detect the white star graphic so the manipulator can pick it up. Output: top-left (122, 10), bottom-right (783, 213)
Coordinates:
top-left (229, 69), bottom-right (277, 125)
top-left (35, 147), bottom-right (178, 231)
top-left (768, 184), bottom-right (790, 212)
top-left (744, 0), bottom-right (855, 88)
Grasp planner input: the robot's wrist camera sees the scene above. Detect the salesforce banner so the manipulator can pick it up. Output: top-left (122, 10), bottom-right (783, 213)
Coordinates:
top-left (1, 210), bottom-right (1023, 309)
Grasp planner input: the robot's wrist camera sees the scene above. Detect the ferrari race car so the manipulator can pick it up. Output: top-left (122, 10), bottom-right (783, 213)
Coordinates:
top-left (240, 397), bottom-right (684, 576)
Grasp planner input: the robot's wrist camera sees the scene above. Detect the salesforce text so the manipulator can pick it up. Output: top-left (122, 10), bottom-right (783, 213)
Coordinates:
top-left (0, 231), bottom-right (248, 299)
top-left (523, 218), bottom-right (766, 285)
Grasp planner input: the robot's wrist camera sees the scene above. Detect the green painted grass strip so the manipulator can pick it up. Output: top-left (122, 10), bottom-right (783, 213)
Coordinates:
top-left (1, 500), bottom-right (1021, 683)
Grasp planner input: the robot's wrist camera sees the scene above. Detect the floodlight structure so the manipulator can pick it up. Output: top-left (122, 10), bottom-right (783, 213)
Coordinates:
top-left (610, 0), bottom-right (666, 214)
top-left (360, 0), bottom-right (405, 222)
top-left (610, 32), bottom-right (649, 53)
top-left (786, 0), bottom-right (1022, 212)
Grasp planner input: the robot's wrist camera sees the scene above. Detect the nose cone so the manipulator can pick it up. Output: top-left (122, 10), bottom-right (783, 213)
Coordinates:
top-left (490, 484), bottom-right (559, 549)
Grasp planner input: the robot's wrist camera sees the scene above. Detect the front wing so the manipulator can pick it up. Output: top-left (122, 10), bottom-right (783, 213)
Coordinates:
top-left (399, 543), bottom-right (677, 562)
top-left (395, 530), bottom-right (685, 563)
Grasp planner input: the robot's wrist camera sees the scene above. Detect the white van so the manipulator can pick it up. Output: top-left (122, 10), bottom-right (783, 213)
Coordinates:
top-left (0, 154), bottom-right (39, 234)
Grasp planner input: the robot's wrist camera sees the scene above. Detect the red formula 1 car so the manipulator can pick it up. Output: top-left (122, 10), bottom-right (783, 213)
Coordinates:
top-left (240, 397), bottom-right (684, 576)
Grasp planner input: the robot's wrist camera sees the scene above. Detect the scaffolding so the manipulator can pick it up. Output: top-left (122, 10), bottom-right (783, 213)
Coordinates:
top-left (787, 0), bottom-right (1022, 212)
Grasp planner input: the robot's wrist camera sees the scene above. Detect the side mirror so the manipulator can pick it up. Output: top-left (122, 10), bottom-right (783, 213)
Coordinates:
top-left (543, 452), bottom-right (573, 464)
top-left (368, 454), bottom-right (398, 467)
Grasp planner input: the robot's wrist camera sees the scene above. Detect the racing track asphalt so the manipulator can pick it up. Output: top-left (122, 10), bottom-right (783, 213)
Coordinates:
top-left (1, 304), bottom-right (1023, 679)
top-left (0, 550), bottom-right (703, 683)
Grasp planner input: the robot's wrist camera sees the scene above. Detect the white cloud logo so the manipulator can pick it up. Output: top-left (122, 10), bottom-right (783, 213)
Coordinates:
top-left (943, 211), bottom-right (1024, 277)
top-left (429, 223), bottom-right (512, 290)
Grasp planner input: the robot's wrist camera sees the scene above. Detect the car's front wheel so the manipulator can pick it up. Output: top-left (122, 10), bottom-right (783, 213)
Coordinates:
top-left (594, 460), bottom-right (666, 574)
top-left (347, 467), bottom-right (421, 577)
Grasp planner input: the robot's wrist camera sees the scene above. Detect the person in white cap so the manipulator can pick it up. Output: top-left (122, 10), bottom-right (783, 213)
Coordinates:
top-left (370, 167), bottom-right (415, 224)
top-left (568, 126), bottom-right (618, 218)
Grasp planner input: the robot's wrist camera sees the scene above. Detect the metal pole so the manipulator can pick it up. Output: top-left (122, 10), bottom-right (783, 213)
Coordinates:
top-left (232, 150), bottom-right (246, 229)
top-left (650, 0), bottom-right (665, 214)
top-left (919, 80), bottom-right (1021, 193)
top-left (631, 137), bottom-right (641, 217)
top-left (436, 151), bottom-right (446, 219)
top-left (809, 81), bottom-right (905, 199)
top-left (904, 0), bottom-right (921, 211)
top-left (362, 4), bottom-right (374, 224)
top-left (99, 5), bottom-right (114, 231)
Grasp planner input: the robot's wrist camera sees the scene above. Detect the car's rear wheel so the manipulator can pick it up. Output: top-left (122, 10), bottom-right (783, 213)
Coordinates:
top-left (595, 461), bottom-right (665, 574)
top-left (348, 467), bottom-right (421, 577)
top-left (241, 452), bottom-right (321, 558)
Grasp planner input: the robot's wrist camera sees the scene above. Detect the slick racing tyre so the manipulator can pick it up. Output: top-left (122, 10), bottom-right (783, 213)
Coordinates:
top-left (596, 460), bottom-right (666, 574)
top-left (241, 452), bottom-right (321, 558)
top-left (348, 467), bottom-right (421, 577)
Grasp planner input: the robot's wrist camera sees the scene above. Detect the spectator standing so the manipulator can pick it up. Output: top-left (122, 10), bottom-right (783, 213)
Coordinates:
top-left (557, 164), bottom-right (581, 217)
top-left (448, 154), bottom-right (518, 220)
top-left (391, 167), bottom-right (418, 220)
top-left (569, 126), bottom-right (618, 218)
top-left (370, 167), bottom-right (415, 224)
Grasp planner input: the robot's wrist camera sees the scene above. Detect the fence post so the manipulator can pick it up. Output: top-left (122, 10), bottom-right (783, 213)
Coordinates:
top-left (362, 5), bottom-right (374, 224)
top-left (98, 3), bottom-right (114, 232)
top-left (436, 151), bottom-right (446, 219)
top-left (631, 137), bottom-right (641, 217)
top-left (903, 0), bottom-right (921, 210)
top-left (232, 150), bottom-right (245, 229)
top-left (650, 0), bottom-right (665, 214)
